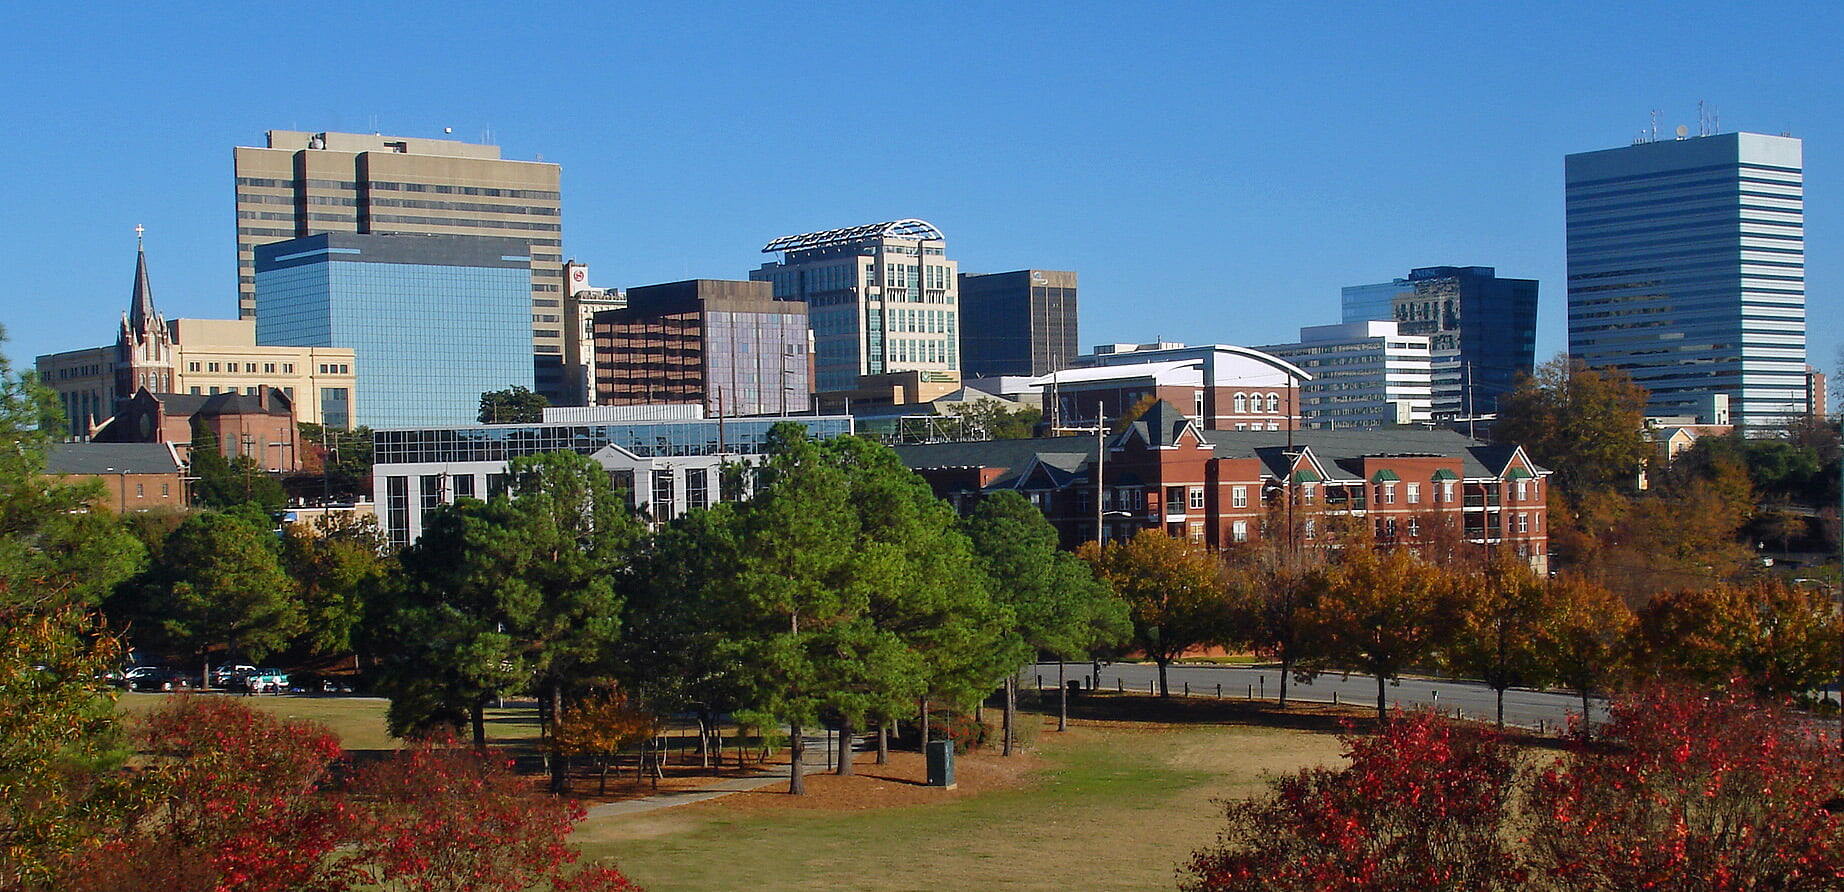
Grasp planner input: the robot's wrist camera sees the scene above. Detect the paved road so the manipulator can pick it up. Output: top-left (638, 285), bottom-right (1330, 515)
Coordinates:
top-left (1027, 661), bottom-right (1606, 730)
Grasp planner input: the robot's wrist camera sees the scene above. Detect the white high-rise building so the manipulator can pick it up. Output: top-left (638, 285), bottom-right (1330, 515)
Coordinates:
top-left (1566, 131), bottom-right (1806, 429)
top-left (751, 220), bottom-right (959, 393)
top-left (1256, 322), bottom-right (1433, 430)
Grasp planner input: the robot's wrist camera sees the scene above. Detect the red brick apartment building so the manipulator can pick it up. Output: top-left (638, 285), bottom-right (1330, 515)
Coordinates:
top-left (895, 400), bottom-right (1551, 572)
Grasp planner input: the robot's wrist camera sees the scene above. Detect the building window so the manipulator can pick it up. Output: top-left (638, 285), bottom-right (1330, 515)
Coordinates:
top-left (207, 362), bottom-right (220, 372)
top-left (1265, 393), bottom-right (1279, 413)
top-left (134, 482), bottom-right (144, 498)
top-left (264, 363), bottom-right (275, 373)
top-left (1303, 518), bottom-right (1316, 539)
top-left (486, 473), bottom-right (511, 499)
top-left (190, 386), bottom-right (201, 395)
top-left (1380, 483), bottom-right (1396, 504)
top-left (1406, 482), bottom-right (1420, 504)
top-left (1514, 479), bottom-right (1528, 501)
top-left (1300, 482), bottom-right (1316, 504)
top-left (1234, 423), bottom-right (1248, 431)
top-left (452, 475), bottom-right (475, 499)
top-left (1232, 520), bottom-right (1248, 542)
top-left (1266, 422), bottom-right (1278, 431)
top-left (244, 363), bottom-right (256, 373)
top-left (385, 477), bottom-right (409, 546)
top-left (1231, 486), bottom-right (1247, 509)
top-left (283, 363), bottom-right (294, 373)
top-left (1233, 393), bottom-right (1247, 413)
top-left (1194, 390), bottom-right (1204, 418)
top-left (651, 469), bottom-right (675, 522)
top-left (686, 467), bottom-right (709, 510)
top-left (1407, 517), bottom-right (1421, 538)
top-left (1188, 486), bottom-right (1205, 510)
top-left (421, 475), bottom-right (443, 511)
top-left (188, 362), bottom-right (201, 372)
top-left (1187, 521), bottom-right (1204, 543)
top-left (1516, 513), bottom-right (1530, 533)
top-left (161, 483), bottom-right (170, 497)
top-left (1442, 480), bottom-right (1456, 503)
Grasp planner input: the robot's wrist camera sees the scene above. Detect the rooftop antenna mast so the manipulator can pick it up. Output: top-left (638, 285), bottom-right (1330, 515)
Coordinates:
top-left (1650, 109), bottom-right (1660, 143)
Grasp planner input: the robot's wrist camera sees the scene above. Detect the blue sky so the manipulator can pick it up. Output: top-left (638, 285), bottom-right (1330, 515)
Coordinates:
top-left (4, 1), bottom-right (1839, 389)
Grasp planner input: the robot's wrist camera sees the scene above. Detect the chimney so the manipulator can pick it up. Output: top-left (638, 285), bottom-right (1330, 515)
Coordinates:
top-left (256, 385), bottom-right (269, 411)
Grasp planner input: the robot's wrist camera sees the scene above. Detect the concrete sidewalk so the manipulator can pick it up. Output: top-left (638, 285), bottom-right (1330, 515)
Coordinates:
top-left (582, 731), bottom-right (838, 819)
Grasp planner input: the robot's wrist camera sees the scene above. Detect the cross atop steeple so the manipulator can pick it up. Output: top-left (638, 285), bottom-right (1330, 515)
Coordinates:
top-left (135, 224), bottom-right (145, 249)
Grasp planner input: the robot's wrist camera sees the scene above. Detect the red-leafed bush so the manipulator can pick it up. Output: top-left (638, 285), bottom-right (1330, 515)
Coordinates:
top-left (59, 697), bottom-right (641, 892)
top-left (1182, 710), bottom-right (1526, 892)
top-left (1526, 682), bottom-right (1844, 891)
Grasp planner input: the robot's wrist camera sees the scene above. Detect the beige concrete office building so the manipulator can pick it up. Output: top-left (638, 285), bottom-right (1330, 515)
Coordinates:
top-left (233, 130), bottom-right (569, 399)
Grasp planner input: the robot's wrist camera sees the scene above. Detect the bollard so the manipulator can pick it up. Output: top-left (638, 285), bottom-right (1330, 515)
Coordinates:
top-left (1036, 674), bottom-right (1043, 691)
top-left (1455, 707), bottom-right (1464, 721)
top-left (1116, 677), bottom-right (1123, 693)
top-left (1332, 691), bottom-right (1339, 705)
top-left (1184, 681), bottom-right (1189, 697)
top-left (1538, 719), bottom-right (1546, 735)
top-left (1216, 683), bottom-right (1222, 699)
top-left (1247, 684), bottom-right (1253, 699)
top-left (1150, 679), bottom-right (1155, 695)
top-left (1432, 690), bottom-right (1439, 702)
top-left (1259, 676), bottom-right (1264, 698)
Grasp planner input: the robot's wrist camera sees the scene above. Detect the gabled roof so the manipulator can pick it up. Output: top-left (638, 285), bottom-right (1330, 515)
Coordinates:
top-left (150, 390), bottom-right (294, 418)
top-left (762, 219), bottom-right (945, 253)
top-left (1201, 429), bottom-right (1548, 480)
top-left (892, 436), bottom-right (1093, 489)
top-left (46, 442), bottom-right (182, 476)
top-left (1120, 400), bottom-right (1201, 449)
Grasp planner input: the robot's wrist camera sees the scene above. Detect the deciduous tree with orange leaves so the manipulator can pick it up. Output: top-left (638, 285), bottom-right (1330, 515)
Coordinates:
top-left (1079, 528), bottom-right (1230, 698)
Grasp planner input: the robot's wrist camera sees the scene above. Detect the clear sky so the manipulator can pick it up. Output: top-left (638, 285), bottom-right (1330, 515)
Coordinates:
top-left (4, 1), bottom-right (1839, 395)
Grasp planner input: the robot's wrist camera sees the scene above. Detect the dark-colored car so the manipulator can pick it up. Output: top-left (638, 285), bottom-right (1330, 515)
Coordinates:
top-left (130, 668), bottom-right (195, 692)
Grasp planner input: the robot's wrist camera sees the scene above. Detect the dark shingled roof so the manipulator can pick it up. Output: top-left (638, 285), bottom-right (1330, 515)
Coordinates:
top-left (894, 425), bottom-right (1547, 492)
top-left (46, 443), bottom-right (182, 476)
top-left (150, 390), bottom-right (294, 417)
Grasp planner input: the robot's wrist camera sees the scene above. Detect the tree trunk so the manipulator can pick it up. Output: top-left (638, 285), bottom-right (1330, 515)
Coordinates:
top-left (918, 697), bottom-right (929, 750)
top-left (1002, 676), bottom-right (1016, 756)
top-left (1156, 659), bottom-right (1170, 698)
top-left (835, 719), bottom-right (854, 776)
top-left (1581, 688), bottom-right (1593, 740)
top-left (1496, 686), bottom-right (1506, 730)
top-left (1375, 673), bottom-right (1387, 723)
top-left (788, 723), bottom-right (806, 795)
top-left (549, 681), bottom-right (568, 793)
top-left (1278, 655), bottom-right (1291, 708)
top-left (471, 699), bottom-right (487, 750)
top-left (1057, 660), bottom-right (1068, 731)
top-left (876, 721), bottom-right (889, 765)
top-left (201, 656), bottom-right (210, 692)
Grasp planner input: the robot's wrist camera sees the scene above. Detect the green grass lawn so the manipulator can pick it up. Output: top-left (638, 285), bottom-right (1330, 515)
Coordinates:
top-left (576, 702), bottom-right (1348, 892)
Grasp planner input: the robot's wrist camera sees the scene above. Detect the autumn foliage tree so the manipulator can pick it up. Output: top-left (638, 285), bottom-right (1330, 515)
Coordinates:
top-left (1544, 573), bottom-right (1632, 731)
top-left (1634, 579), bottom-right (1843, 698)
top-left (1302, 547), bottom-right (1452, 721)
top-left (1445, 554), bottom-right (1565, 728)
top-left (1080, 528), bottom-right (1229, 698)
top-left (551, 686), bottom-right (661, 794)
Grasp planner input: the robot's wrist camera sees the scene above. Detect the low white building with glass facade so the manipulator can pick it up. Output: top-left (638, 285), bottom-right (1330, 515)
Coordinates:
top-left (1256, 321), bottom-right (1433, 430)
top-left (369, 406), bottom-right (852, 546)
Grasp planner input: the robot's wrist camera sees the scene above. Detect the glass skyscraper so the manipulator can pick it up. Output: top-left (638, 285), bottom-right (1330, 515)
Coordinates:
top-left (958, 269), bottom-right (1078, 378)
top-left (254, 233), bottom-right (534, 428)
top-left (1565, 132), bottom-right (1806, 429)
top-left (1340, 266), bottom-right (1538, 420)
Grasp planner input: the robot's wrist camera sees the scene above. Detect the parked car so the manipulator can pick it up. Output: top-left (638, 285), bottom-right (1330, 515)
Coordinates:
top-left (131, 668), bottom-right (194, 692)
top-left (242, 669), bottom-right (290, 693)
top-left (210, 664), bottom-right (257, 687)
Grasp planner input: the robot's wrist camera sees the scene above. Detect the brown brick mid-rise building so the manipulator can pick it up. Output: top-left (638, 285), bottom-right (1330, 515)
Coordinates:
top-left (592, 279), bottom-right (812, 416)
top-left (896, 400), bottom-right (1551, 572)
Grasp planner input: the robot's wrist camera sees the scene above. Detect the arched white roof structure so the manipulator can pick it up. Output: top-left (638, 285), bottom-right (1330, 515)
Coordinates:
top-left (762, 219), bottom-right (946, 253)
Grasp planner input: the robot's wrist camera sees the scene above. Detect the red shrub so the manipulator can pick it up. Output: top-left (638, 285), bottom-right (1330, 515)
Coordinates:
top-left (1181, 710), bottom-right (1525, 892)
top-left (1527, 682), bottom-right (1844, 890)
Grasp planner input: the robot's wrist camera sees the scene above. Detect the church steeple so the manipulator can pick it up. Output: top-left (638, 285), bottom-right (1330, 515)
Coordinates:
top-left (117, 226), bottom-right (174, 399)
top-left (126, 224), bottom-right (158, 337)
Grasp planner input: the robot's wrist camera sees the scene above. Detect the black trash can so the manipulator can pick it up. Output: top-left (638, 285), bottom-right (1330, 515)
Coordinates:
top-left (925, 738), bottom-right (956, 789)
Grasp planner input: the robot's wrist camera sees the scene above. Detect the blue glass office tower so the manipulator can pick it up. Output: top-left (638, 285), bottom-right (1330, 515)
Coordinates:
top-left (254, 233), bottom-right (533, 428)
top-left (1565, 132), bottom-right (1806, 429)
top-left (1340, 266), bottom-right (1538, 421)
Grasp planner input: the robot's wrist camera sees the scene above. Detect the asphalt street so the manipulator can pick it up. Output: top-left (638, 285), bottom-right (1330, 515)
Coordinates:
top-left (1027, 661), bottom-right (1607, 730)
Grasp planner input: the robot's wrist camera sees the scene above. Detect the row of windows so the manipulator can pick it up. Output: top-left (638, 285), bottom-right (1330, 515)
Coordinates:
top-left (190, 384), bottom-right (293, 398)
top-left (1230, 392), bottom-right (1284, 413)
top-left (367, 181), bottom-right (561, 201)
top-left (368, 213), bottom-right (561, 232)
top-left (192, 360), bottom-right (296, 374)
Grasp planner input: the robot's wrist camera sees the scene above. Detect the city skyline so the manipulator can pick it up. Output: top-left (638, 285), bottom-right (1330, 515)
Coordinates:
top-left (4, 3), bottom-right (1839, 408)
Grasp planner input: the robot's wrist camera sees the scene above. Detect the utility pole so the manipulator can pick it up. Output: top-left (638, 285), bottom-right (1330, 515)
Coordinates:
top-left (1095, 399), bottom-right (1105, 545)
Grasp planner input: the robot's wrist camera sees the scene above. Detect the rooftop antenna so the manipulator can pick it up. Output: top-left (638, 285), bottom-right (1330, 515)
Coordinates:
top-left (1698, 100), bottom-right (1709, 137)
top-left (1650, 109), bottom-right (1660, 143)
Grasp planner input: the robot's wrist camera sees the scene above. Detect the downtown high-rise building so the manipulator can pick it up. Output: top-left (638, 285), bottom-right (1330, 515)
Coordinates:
top-left (233, 131), bottom-right (571, 401)
top-left (957, 269), bottom-right (1078, 379)
top-left (751, 219), bottom-right (960, 393)
top-left (1565, 131), bottom-right (1807, 429)
top-left (1341, 266), bottom-right (1537, 421)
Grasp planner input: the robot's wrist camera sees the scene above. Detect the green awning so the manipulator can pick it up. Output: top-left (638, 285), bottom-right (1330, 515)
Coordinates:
top-left (1370, 469), bottom-right (1400, 482)
top-left (1291, 469), bottom-right (1320, 483)
top-left (1431, 468), bottom-right (1459, 481)
top-left (1505, 467), bottom-right (1534, 480)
